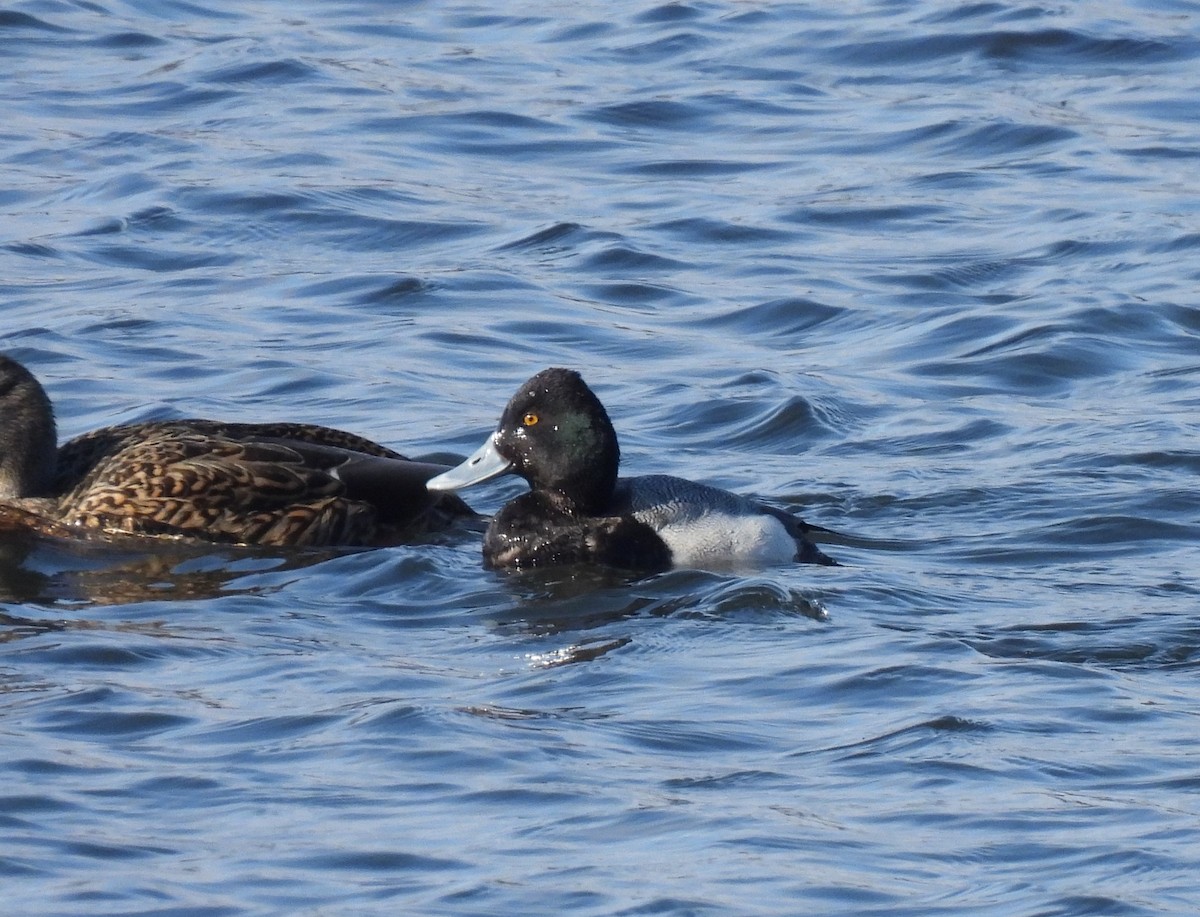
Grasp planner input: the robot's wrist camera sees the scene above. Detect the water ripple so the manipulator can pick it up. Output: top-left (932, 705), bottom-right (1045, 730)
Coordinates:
top-left (4, 1), bottom-right (1199, 914)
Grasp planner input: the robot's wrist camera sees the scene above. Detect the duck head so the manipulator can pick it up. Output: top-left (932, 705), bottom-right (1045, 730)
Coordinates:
top-left (427, 368), bottom-right (619, 514)
top-left (0, 355), bottom-right (58, 498)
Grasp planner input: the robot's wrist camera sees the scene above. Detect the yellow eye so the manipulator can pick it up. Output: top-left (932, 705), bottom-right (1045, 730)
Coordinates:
top-left (522, 412), bottom-right (539, 427)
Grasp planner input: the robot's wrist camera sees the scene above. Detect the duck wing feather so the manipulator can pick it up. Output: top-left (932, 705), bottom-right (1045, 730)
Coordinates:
top-left (52, 423), bottom-right (472, 547)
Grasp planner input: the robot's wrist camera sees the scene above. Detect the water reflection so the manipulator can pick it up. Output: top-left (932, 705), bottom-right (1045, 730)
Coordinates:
top-left (0, 528), bottom-right (337, 608)
top-left (488, 564), bottom-right (830, 637)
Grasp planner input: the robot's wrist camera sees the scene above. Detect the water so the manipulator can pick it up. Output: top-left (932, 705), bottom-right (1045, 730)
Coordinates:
top-left (3, 0), bottom-right (1199, 914)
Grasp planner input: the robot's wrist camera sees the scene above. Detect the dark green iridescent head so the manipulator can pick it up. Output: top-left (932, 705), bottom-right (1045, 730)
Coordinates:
top-left (493, 368), bottom-right (620, 513)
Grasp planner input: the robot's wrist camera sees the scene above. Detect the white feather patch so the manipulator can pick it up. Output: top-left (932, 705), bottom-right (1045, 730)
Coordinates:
top-left (619, 474), bottom-right (798, 570)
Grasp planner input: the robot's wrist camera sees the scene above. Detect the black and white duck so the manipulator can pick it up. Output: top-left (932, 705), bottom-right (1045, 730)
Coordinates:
top-left (427, 367), bottom-right (837, 571)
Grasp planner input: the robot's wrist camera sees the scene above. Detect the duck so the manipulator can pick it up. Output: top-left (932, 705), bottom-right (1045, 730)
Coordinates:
top-left (0, 354), bottom-right (475, 547)
top-left (426, 367), bottom-right (837, 571)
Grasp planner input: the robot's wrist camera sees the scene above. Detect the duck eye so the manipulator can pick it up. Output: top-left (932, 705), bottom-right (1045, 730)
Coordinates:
top-left (522, 412), bottom-right (539, 427)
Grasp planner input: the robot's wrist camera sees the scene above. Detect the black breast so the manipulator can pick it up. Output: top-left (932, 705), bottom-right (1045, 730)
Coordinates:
top-left (483, 492), bottom-right (671, 570)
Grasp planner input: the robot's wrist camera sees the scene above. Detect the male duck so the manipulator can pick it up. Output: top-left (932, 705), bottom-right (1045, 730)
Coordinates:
top-left (427, 367), bottom-right (837, 571)
top-left (0, 355), bottom-right (474, 547)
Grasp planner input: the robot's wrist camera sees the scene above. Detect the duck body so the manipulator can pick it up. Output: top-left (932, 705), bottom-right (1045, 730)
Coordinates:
top-left (428, 367), bottom-right (836, 571)
top-left (0, 356), bottom-right (474, 547)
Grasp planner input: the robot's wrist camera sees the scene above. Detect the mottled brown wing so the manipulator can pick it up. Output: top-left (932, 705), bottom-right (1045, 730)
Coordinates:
top-left (194, 421), bottom-right (406, 458)
top-left (58, 432), bottom-right (378, 547)
top-left (54, 419), bottom-right (405, 491)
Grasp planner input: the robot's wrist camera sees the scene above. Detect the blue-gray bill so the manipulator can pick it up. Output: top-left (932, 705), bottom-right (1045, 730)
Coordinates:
top-left (426, 434), bottom-right (513, 491)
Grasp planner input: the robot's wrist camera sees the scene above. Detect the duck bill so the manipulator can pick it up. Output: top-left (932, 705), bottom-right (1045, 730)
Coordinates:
top-left (426, 433), bottom-right (514, 491)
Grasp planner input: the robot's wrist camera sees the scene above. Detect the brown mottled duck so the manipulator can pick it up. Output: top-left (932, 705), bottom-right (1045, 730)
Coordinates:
top-left (0, 355), bottom-right (475, 547)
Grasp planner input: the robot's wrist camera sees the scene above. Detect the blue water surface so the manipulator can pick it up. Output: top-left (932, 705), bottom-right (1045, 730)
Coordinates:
top-left (3, 1), bottom-right (1199, 915)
